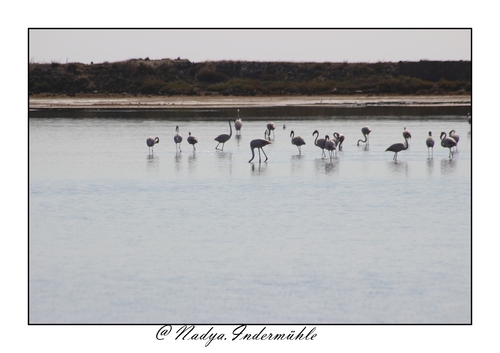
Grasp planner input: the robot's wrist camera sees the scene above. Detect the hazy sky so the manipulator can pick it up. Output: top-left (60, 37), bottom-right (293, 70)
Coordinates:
top-left (29, 29), bottom-right (471, 64)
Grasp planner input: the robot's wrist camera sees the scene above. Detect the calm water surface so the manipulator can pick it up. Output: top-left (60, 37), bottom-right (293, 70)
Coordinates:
top-left (29, 109), bottom-right (471, 323)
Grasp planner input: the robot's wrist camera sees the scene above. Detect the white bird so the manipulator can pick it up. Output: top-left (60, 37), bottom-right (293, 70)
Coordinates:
top-left (249, 139), bottom-right (272, 163)
top-left (357, 126), bottom-right (371, 146)
top-left (146, 137), bottom-right (159, 154)
top-left (290, 130), bottom-right (306, 154)
top-left (266, 122), bottom-right (276, 138)
top-left (173, 126), bottom-right (182, 152)
top-left (234, 109), bottom-right (242, 135)
top-left (312, 130), bottom-right (326, 157)
top-left (187, 132), bottom-right (198, 151)
top-left (333, 132), bottom-right (345, 150)
top-left (214, 120), bottom-right (233, 151)
top-left (449, 129), bottom-right (460, 151)
top-left (386, 135), bottom-right (409, 161)
top-left (440, 132), bottom-right (457, 158)
top-left (324, 135), bottom-right (337, 158)
top-left (426, 131), bottom-right (435, 157)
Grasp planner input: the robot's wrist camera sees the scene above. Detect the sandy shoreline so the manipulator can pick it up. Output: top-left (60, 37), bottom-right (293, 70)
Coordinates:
top-left (29, 94), bottom-right (471, 110)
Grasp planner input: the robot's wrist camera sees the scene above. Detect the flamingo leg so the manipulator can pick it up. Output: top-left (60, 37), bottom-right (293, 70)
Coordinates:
top-left (262, 148), bottom-right (268, 162)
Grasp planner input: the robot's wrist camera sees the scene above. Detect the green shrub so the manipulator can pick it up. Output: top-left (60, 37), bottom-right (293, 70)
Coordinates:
top-left (196, 68), bottom-right (228, 83)
top-left (138, 79), bottom-right (165, 94)
top-left (159, 81), bottom-right (193, 95)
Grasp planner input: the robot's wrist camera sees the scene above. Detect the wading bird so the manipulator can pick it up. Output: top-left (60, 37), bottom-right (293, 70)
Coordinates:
top-left (325, 135), bottom-right (337, 158)
top-left (266, 122), bottom-right (276, 138)
top-left (214, 120), bottom-right (233, 151)
top-left (357, 126), bottom-right (371, 146)
top-left (449, 130), bottom-right (460, 151)
top-left (440, 132), bottom-right (457, 158)
top-left (333, 132), bottom-right (345, 150)
top-left (426, 131), bottom-right (435, 157)
top-left (146, 137), bottom-right (159, 154)
top-left (386, 135), bottom-right (409, 161)
top-left (312, 130), bottom-right (327, 157)
top-left (187, 132), bottom-right (198, 151)
top-left (403, 127), bottom-right (412, 140)
top-left (234, 109), bottom-right (242, 135)
top-left (174, 126), bottom-right (182, 152)
top-left (290, 130), bottom-right (306, 154)
top-left (249, 139), bottom-right (272, 163)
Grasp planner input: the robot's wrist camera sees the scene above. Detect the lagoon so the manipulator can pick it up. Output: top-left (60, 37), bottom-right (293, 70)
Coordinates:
top-left (29, 108), bottom-right (471, 323)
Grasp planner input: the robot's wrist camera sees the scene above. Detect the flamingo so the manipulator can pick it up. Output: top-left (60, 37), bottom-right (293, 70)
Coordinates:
top-left (440, 132), bottom-right (457, 158)
top-left (146, 137), bottom-right (159, 154)
top-left (312, 130), bottom-right (326, 157)
top-left (449, 129), bottom-right (460, 151)
top-left (386, 135), bottom-right (409, 161)
top-left (403, 127), bottom-right (412, 140)
top-left (324, 135), bottom-right (337, 158)
top-left (214, 120), bottom-right (233, 151)
top-left (357, 126), bottom-right (371, 146)
top-left (333, 132), bottom-right (345, 150)
top-left (266, 122), bottom-right (276, 138)
top-left (187, 132), bottom-right (198, 151)
top-left (290, 130), bottom-right (306, 154)
top-left (249, 139), bottom-right (272, 163)
top-left (234, 109), bottom-right (242, 135)
top-left (173, 126), bottom-right (182, 152)
top-left (426, 131), bottom-right (435, 157)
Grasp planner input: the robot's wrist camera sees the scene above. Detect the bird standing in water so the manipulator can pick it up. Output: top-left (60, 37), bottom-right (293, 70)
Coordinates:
top-left (187, 132), bottom-right (198, 151)
top-left (357, 126), bottom-right (371, 146)
top-left (146, 137), bottom-right (159, 154)
top-left (333, 132), bottom-right (345, 150)
top-left (325, 135), bottom-right (337, 158)
top-left (440, 132), bottom-right (457, 158)
top-left (426, 131), bottom-right (435, 157)
top-left (173, 126), bottom-right (182, 152)
top-left (312, 130), bottom-right (326, 157)
top-left (214, 120), bottom-right (233, 151)
top-left (386, 135), bottom-right (409, 161)
top-left (290, 130), bottom-right (306, 154)
top-left (249, 139), bottom-right (272, 163)
top-left (234, 109), bottom-right (242, 135)
top-left (403, 127), bottom-right (412, 140)
top-left (449, 129), bottom-right (460, 151)
top-left (266, 122), bottom-right (276, 139)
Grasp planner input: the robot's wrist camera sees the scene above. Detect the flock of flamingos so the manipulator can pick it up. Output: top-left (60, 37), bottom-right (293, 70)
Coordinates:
top-left (146, 112), bottom-right (471, 163)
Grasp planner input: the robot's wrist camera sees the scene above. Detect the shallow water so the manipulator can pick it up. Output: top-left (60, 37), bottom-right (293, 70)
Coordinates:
top-left (29, 109), bottom-right (471, 324)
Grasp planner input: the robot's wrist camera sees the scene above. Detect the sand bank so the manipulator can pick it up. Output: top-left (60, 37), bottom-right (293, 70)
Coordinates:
top-left (29, 94), bottom-right (471, 110)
